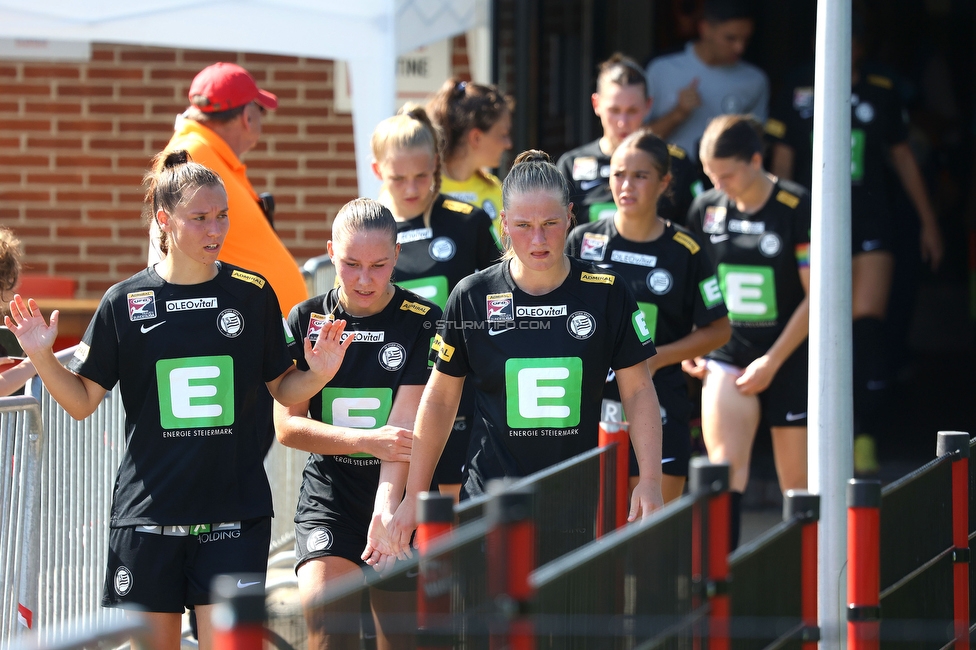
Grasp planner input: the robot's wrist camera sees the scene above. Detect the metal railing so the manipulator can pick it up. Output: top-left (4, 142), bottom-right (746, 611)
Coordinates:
top-left (302, 255), bottom-right (335, 299)
top-left (27, 379), bottom-right (127, 644)
top-left (0, 396), bottom-right (44, 642)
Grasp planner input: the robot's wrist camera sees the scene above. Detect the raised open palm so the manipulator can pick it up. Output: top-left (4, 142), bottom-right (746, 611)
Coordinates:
top-left (4, 295), bottom-right (59, 356)
top-left (303, 318), bottom-right (354, 379)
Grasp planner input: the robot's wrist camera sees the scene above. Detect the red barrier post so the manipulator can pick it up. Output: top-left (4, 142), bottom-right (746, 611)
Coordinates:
top-left (847, 480), bottom-right (881, 650)
top-left (689, 458), bottom-right (730, 650)
top-left (784, 491), bottom-right (820, 650)
top-left (416, 492), bottom-right (455, 650)
top-left (211, 574), bottom-right (266, 650)
top-left (937, 431), bottom-right (971, 650)
top-left (598, 421), bottom-right (631, 534)
top-left (487, 488), bottom-right (535, 650)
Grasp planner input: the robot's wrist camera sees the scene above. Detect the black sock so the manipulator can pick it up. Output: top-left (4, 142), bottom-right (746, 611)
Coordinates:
top-left (730, 491), bottom-right (743, 551)
top-left (853, 317), bottom-right (887, 435)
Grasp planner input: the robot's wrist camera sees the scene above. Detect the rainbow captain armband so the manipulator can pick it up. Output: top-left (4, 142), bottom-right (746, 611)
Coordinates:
top-left (795, 243), bottom-right (810, 268)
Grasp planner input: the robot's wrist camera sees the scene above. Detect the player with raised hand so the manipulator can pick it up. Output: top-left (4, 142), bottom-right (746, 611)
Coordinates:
top-left (274, 198), bottom-right (440, 650)
top-left (5, 150), bottom-right (351, 650)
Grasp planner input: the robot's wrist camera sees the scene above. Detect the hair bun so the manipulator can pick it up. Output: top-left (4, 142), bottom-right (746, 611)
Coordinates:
top-left (512, 149), bottom-right (552, 166)
top-left (162, 150), bottom-right (191, 169)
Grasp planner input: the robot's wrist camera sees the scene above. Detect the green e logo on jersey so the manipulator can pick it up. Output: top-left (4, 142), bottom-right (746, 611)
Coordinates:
top-left (717, 264), bottom-right (778, 322)
top-left (397, 276), bottom-right (450, 310)
top-left (699, 276), bottom-right (723, 309)
top-left (635, 303), bottom-right (657, 342)
top-left (320, 387), bottom-right (393, 428)
top-left (632, 310), bottom-right (653, 344)
top-left (156, 356), bottom-right (235, 429)
top-left (321, 387), bottom-right (393, 458)
top-left (505, 357), bottom-right (582, 428)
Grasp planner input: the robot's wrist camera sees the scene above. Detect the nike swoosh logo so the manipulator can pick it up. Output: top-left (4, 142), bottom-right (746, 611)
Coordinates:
top-left (580, 179), bottom-right (603, 191)
top-left (709, 234), bottom-right (729, 243)
top-left (661, 457), bottom-right (677, 464)
top-left (488, 327), bottom-right (511, 336)
top-left (785, 411), bottom-right (807, 422)
top-left (405, 568), bottom-right (420, 578)
top-left (237, 580), bottom-right (261, 589)
top-left (140, 321), bottom-right (166, 333)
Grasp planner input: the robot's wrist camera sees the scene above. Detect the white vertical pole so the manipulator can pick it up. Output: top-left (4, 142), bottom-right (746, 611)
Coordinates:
top-left (810, 0), bottom-right (853, 647)
top-left (349, 0), bottom-right (397, 200)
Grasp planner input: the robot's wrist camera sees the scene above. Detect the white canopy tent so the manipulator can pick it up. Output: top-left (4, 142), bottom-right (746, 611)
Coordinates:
top-left (0, 0), bottom-right (489, 198)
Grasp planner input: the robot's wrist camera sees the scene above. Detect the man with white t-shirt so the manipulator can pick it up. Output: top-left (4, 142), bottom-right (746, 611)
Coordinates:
top-left (644, 0), bottom-right (768, 161)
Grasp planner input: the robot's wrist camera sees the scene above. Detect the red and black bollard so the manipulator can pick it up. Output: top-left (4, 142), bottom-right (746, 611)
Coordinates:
top-left (487, 487), bottom-right (535, 650)
top-left (847, 479), bottom-right (881, 650)
top-left (690, 458), bottom-right (731, 650)
top-left (598, 421), bottom-right (631, 535)
top-left (416, 492), bottom-right (456, 650)
top-left (784, 490), bottom-right (820, 650)
top-left (937, 431), bottom-right (971, 650)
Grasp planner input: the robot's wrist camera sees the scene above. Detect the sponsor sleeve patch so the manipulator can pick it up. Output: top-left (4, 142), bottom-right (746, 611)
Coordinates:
top-left (432, 334), bottom-right (455, 362)
top-left (231, 269), bottom-right (266, 288)
top-left (282, 316), bottom-right (295, 345)
top-left (764, 118), bottom-right (786, 139)
top-left (667, 143), bottom-right (687, 160)
top-left (775, 190), bottom-right (801, 209)
top-left (699, 276), bottom-right (724, 308)
top-left (672, 231), bottom-right (700, 254)
top-left (580, 271), bottom-right (615, 285)
top-left (442, 199), bottom-right (474, 214)
top-left (632, 310), bottom-right (653, 344)
top-left (400, 300), bottom-right (431, 315)
top-left (867, 74), bottom-right (893, 89)
top-left (73, 342), bottom-right (90, 363)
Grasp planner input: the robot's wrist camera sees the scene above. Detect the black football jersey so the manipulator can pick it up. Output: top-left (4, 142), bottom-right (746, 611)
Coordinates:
top-left (432, 257), bottom-right (656, 496)
top-left (556, 139), bottom-right (700, 225)
top-left (687, 181), bottom-right (811, 366)
top-left (289, 286), bottom-right (440, 523)
top-left (566, 218), bottom-right (727, 387)
top-left (766, 63), bottom-right (908, 214)
top-left (68, 263), bottom-right (294, 527)
top-left (394, 194), bottom-right (502, 310)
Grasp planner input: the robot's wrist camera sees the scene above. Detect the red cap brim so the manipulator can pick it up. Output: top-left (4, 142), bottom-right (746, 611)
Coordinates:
top-left (255, 89), bottom-right (278, 110)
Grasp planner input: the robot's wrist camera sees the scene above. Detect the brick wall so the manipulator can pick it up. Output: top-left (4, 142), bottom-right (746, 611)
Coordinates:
top-left (1, 36), bottom-right (470, 298)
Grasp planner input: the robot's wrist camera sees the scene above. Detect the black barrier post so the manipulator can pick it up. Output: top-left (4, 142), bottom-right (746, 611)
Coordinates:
top-left (211, 573), bottom-right (266, 650)
top-left (487, 487), bottom-right (535, 650)
top-left (417, 492), bottom-right (455, 650)
top-left (784, 490), bottom-right (821, 649)
top-left (937, 431), bottom-right (971, 650)
top-left (690, 458), bottom-right (730, 650)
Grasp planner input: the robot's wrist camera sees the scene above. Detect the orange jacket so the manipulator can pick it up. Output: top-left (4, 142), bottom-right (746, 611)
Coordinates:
top-left (165, 118), bottom-right (308, 314)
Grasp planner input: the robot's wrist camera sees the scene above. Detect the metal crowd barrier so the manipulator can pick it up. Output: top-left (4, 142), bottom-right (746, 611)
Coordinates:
top-left (26, 379), bottom-right (127, 644)
top-left (264, 442), bottom-right (309, 552)
top-left (0, 396), bottom-right (44, 643)
top-left (302, 254), bottom-right (336, 299)
top-left (728, 492), bottom-right (819, 650)
top-left (455, 445), bottom-right (618, 566)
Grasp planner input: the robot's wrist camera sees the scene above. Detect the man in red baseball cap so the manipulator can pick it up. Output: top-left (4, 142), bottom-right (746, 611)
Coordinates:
top-left (149, 62), bottom-right (307, 314)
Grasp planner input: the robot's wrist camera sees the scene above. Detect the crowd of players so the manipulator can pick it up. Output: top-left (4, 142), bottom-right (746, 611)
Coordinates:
top-left (0, 0), bottom-right (952, 648)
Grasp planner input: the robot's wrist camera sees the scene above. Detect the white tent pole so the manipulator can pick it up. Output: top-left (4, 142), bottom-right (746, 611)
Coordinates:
top-left (810, 0), bottom-right (852, 647)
